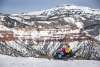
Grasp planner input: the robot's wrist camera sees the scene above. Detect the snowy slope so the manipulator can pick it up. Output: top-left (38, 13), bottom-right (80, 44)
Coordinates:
top-left (0, 54), bottom-right (100, 67)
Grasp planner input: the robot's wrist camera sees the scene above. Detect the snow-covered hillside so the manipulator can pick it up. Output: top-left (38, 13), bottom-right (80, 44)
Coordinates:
top-left (0, 5), bottom-right (100, 60)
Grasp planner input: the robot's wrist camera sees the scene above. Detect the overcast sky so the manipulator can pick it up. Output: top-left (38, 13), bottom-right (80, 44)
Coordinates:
top-left (0, 0), bottom-right (100, 13)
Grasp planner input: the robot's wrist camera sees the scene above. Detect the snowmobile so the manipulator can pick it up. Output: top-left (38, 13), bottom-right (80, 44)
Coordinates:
top-left (53, 47), bottom-right (73, 59)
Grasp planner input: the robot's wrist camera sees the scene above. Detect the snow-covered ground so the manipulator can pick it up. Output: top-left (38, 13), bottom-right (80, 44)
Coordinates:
top-left (0, 54), bottom-right (100, 67)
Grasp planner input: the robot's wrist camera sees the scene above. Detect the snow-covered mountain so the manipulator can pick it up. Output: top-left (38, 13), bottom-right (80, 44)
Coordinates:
top-left (0, 5), bottom-right (100, 60)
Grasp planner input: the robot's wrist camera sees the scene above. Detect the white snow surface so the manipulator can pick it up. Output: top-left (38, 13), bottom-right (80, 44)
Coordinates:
top-left (0, 54), bottom-right (100, 67)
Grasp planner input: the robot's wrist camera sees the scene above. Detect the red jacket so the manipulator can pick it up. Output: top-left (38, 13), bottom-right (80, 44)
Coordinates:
top-left (59, 48), bottom-right (66, 54)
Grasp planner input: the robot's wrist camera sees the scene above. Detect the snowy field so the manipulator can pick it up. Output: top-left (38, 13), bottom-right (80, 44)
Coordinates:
top-left (0, 54), bottom-right (100, 67)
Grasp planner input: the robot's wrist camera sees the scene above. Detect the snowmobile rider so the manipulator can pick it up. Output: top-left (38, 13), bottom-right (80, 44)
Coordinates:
top-left (53, 46), bottom-right (72, 59)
